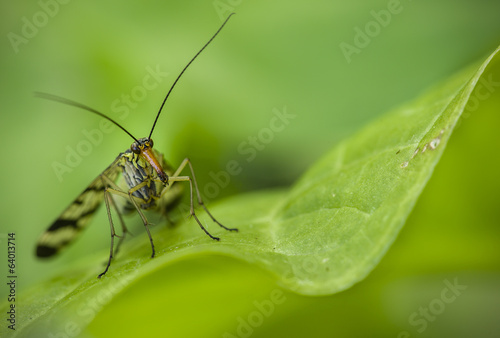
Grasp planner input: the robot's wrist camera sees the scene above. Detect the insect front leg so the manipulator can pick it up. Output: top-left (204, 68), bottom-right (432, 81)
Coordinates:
top-left (168, 158), bottom-right (238, 240)
top-left (105, 191), bottom-right (131, 257)
top-left (96, 175), bottom-right (157, 277)
top-left (99, 189), bottom-right (118, 278)
top-left (98, 181), bottom-right (136, 278)
top-left (104, 184), bottom-right (157, 259)
top-left (127, 184), bottom-right (157, 258)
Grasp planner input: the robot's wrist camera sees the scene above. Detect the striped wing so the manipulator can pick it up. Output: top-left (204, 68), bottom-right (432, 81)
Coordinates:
top-left (36, 157), bottom-right (122, 258)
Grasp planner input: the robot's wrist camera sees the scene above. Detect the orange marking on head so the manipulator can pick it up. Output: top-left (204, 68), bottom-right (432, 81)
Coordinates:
top-left (140, 147), bottom-right (168, 184)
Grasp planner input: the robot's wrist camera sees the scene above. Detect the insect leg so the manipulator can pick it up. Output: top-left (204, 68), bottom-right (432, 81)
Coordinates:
top-left (106, 192), bottom-right (131, 257)
top-left (99, 188), bottom-right (118, 278)
top-left (169, 158), bottom-right (238, 240)
top-left (101, 176), bottom-right (156, 258)
top-left (126, 188), bottom-right (156, 258)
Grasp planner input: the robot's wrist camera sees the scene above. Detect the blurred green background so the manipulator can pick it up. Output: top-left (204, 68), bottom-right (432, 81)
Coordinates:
top-left (1, 0), bottom-right (500, 337)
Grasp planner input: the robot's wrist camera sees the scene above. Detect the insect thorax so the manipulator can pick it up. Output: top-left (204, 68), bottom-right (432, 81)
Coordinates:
top-left (116, 148), bottom-right (177, 211)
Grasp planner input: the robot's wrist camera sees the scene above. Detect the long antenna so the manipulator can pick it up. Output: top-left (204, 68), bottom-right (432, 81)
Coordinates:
top-left (34, 92), bottom-right (140, 143)
top-left (148, 13), bottom-right (235, 139)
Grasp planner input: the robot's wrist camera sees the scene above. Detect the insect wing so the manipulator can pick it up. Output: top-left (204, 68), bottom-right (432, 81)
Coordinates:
top-left (36, 158), bottom-right (121, 257)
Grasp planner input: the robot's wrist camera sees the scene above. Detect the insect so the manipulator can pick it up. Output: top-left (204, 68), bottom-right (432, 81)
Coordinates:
top-left (35, 14), bottom-right (238, 278)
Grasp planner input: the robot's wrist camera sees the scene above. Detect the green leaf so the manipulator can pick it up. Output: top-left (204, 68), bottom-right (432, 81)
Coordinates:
top-left (3, 45), bottom-right (499, 337)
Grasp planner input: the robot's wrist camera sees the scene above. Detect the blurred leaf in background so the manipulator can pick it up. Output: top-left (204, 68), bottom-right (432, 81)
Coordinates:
top-left (1, 0), bottom-right (500, 337)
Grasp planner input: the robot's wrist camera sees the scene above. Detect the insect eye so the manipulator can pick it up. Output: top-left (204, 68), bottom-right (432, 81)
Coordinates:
top-left (148, 139), bottom-right (154, 148)
top-left (131, 143), bottom-right (141, 154)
